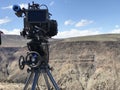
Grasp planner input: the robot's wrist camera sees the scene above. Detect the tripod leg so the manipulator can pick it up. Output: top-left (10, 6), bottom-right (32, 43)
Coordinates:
top-left (32, 71), bottom-right (40, 90)
top-left (46, 69), bottom-right (60, 90)
top-left (43, 73), bottom-right (51, 90)
top-left (24, 72), bottom-right (34, 90)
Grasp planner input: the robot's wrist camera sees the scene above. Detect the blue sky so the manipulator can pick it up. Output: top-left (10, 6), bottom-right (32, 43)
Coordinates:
top-left (0, 0), bottom-right (120, 38)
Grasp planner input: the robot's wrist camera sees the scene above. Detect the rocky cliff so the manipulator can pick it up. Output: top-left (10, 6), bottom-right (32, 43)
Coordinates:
top-left (0, 34), bottom-right (120, 90)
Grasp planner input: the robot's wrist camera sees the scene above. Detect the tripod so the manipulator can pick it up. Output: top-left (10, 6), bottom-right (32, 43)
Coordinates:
top-left (23, 62), bottom-right (60, 90)
top-left (19, 38), bottom-right (60, 90)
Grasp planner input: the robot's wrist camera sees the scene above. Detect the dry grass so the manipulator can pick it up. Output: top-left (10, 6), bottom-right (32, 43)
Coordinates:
top-left (64, 34), bottom-right (120, 42)
top-left (0, 83), bottom-right (24, 90)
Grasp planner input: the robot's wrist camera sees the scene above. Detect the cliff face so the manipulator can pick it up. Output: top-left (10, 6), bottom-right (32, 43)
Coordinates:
top-left (49, 41), bottom-right (120, 90)
top-left (0, 35), bottom-right (120, 90)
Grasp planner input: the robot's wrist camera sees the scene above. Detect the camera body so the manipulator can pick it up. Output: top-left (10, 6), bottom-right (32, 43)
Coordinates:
top-left (13, 2), bottom-right (58, 39)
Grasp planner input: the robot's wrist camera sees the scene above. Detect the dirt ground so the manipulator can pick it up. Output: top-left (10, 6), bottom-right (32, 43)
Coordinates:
top-left (0, 83), bottom-right (24, 90)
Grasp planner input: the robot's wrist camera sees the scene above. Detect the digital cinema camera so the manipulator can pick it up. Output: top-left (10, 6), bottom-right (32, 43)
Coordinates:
top-left (13, 2), bottom-right (58, 39)
top-left (13, 1), bottom-right (58, 68)
top-left (13, 2), bottom-right (60, 90)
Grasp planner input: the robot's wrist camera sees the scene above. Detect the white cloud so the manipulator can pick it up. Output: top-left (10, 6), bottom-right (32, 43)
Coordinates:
top-left (0, 17), bottom-right (11, 25)
top-left (1, 5), bottom-right (12, 9)
top-left (111, 28), bottom-right (120, 33)
top-left (64, 20), bottom-right (75, 26)
top-left (19, 3), bottom-right (28, 9)
top-left (75, 19), bottom-right (93, 27)
top-left (49, 1), bottom-right (55, 6)
top-left (54, 28), bottom-right (100, 38)
top-left (115, 25), bottom-right (119, 28)
top-left (0, 28), bottom-right (20, 35)
top-left (1, 3), bottom-right (28, 10)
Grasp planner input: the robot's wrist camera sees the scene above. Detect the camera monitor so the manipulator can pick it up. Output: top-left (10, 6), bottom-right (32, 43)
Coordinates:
top-left (27, 10), bottom-right (48, 23)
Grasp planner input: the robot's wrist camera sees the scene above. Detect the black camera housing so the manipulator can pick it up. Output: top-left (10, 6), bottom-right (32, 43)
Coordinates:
top-left (13, 2), bottom-right (58, 39)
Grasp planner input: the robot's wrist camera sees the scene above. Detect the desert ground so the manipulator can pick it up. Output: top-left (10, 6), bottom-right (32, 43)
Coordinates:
top-left (0, 34), bottom-right (120, 90)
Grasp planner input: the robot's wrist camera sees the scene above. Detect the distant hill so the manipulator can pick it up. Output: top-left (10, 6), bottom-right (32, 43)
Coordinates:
top-left (64, 34), bottom-right (120, 42)
top-left (1, 34), bottom-right (120, 47)
top-left (0, 35), bottom-right (60, 47)
top-left (1, 35), bottom-right (28, 47)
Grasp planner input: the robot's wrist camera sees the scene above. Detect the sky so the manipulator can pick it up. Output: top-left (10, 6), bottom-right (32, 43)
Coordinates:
top-left (0, 0), bottom-right (120, 38)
